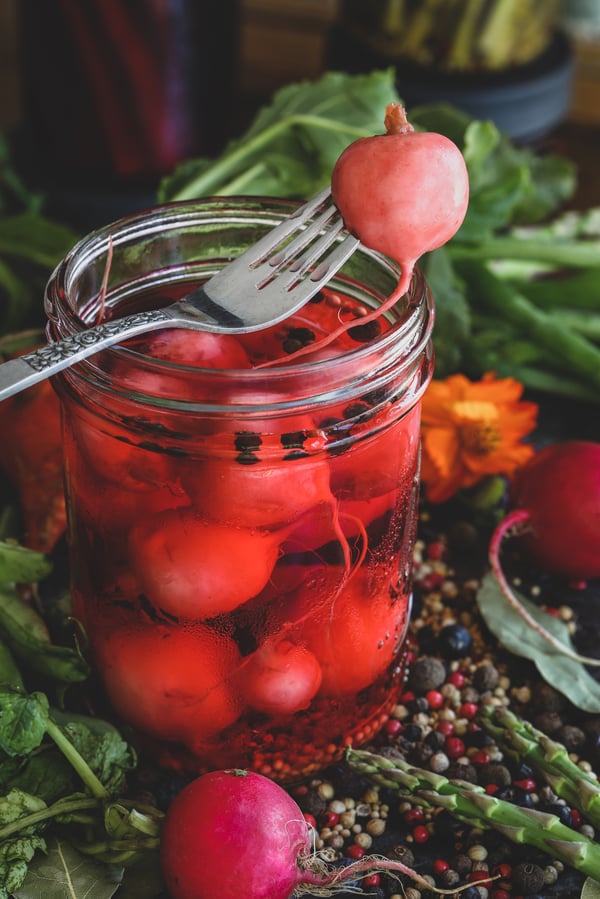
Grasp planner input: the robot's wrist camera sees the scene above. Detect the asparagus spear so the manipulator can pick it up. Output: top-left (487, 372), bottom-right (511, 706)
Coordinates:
top-left (346, 748), bottom-right (600, 880)
top-left (480, 706), bottom-right (600, 830)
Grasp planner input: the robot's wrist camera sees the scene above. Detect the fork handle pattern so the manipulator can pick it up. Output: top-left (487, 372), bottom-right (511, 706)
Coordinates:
top-left (0, 309), bottom-right (173, 402)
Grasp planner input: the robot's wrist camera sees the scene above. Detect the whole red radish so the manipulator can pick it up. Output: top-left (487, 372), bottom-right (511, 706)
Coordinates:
top-left (489, 441), bottom-right (600, 666)
top-left (98, 624), bottom-right (242, 746)
top-left (332, 102), bottom-right (469, 300)
top-left (160, 769), bottom-right (312, 899)
top-left (160, 769), bottom-right (434, 899)
top-left (240, 638), bottom-right (322, 716)
top-left (128, 508), bottom-right (283, 618)
top-left (495, 440), bottom-right (600, 581)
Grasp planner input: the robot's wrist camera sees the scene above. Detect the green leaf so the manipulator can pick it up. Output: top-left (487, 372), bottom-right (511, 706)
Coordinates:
top-left (0, 214), bottom-right (78, 270)
top-left (0, 587), bottom-right (89, 685)
top-left (476, 573), bottom-right (600, 713)
top-left (13, 837), bottom-right (123, 899)
top-left (0, 543), bottom-right (52, 586)
top-left (0, 834), bottom-right (46, 898)
top-left (159, 68), bottom-right (401, 202)
top-left (60, 723), bottom-right (135, 797)
top-left (422, 247), bottom-right (470, 376)
top-left (0, 692), bottom-right (49, 758)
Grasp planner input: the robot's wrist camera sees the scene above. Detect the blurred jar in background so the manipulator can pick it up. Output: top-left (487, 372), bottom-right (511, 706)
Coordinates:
top-left (327, 0), bottom-right (573, 145)
top-left (330, 0), bottom-right (561, 72)
top-left (16, 0), bottom-right (241, 229)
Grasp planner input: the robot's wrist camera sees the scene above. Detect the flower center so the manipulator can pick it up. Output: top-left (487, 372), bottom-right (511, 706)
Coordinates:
top-left (451, 400), bottom-right (501, 455)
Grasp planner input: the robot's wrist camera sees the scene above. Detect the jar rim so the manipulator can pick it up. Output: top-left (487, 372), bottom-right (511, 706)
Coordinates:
top-left (46, 197), bottom-right (434, 412)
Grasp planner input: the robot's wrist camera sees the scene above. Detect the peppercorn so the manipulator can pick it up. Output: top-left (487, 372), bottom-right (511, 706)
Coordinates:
top-left (555, 724), bottom-right (586, 752)
top-left (387, 844), bottom-right (415, 866)
top-left (478, 764), bottom-right (512, 788)
top-left (532, 683), bottom-right (567, 713)
top-left (511, 862), bottom-right (545, 894)
top-left (472, 663), bottom-right (499, 692)
top-left (407, 657), bottom-right (447, 693)
top-left (438, 624), bottom-right (473, 659)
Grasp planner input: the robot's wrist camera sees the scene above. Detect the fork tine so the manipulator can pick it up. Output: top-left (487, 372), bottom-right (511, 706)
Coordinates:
top-left (242, 188), bottom-right (333, 266)
top-left (266, 204), bottom-right (339, 270)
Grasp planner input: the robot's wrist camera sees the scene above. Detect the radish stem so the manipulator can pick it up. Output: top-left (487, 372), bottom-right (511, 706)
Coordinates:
top-left (488, 509), bottom-right (600, 667)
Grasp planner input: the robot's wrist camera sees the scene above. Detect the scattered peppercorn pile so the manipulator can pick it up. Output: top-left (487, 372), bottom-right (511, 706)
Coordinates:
top-left (280, 505), bottom-right (600, 899)
top-left (135, 500), bottom-right (599, 899)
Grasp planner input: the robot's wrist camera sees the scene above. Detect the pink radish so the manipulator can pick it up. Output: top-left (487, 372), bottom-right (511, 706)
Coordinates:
top-left (240, 638), bottom-right (322, 716)
top-left (160, 768), bottom-right (443, 899)
top-left (264, 103), bottom-right (468, 366)
top-left (332, 103), bottom-right (469, 300)
top-left (128, 508), bottom-right (283, 619)
top-left (97, 624), bottom-right (242, 746)
top-left (489, 440), bottom-right (600, 665)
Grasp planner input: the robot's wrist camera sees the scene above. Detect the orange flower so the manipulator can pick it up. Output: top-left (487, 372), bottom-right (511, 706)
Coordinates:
top-left (420, 372), bottom-right (538, 503)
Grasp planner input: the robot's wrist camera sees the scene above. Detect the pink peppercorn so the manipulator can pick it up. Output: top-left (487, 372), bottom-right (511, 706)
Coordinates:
top-left (362, 874), bottom-right (381, 887)
top-left (436, 720), bottom-right (455, 736)
top-left (412, 825), bottom-right (430, 843)
top-left (400, 690), bottom-right (416, 704)
top-left (346, 844), bottom-right (365, 860)
top-left (459, 702), bottom-right (478, 719)
top-left (485, 784), bottom-right (500, 795)
top-left (470, 750), bottom-right (490, 765)
top-left (445, 736), bottom-right (465, 758)
top-left (513, 777), bottom-right (537, 792)
top-left (447, 671), bottom-right (466, 688)
top-left (425, 689), bottom-right (444, 709)
top-left (433, 859), bottom-right (450, 875)
top-left (303, 812), bottom-right (317, 829)
top-left (404, 807), bottom-right (425, 824)
top-left (320, 811), bottom-right (340, 827)
top-left (491, 891), bottom-right (511, 899)
top-left (492, 863), bottom-right (512, 879)
top-left (385, 718), bottom-right (403, 736)
top-left (570, 808), bottom-right (583, 826)
top-left (427, 540), bottom-right (447, 560)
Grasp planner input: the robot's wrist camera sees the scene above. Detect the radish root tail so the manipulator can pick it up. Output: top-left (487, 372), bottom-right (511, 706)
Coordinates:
top-left (489, 509), bottom-right (600, 667)
top-left (295, 852), bottom-right (497, 895)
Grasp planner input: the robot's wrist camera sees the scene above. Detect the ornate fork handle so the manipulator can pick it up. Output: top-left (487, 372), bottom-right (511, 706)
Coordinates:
top-left (0, 308), bottom-right (174, 402)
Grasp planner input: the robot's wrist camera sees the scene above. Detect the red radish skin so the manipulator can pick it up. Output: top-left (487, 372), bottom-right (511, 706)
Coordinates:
top-left (128, 508), bottom-right (283, 619)
top-left (333, 103), bottom-right (469, 299)
top-left (160, 769), bottom-right (448, 899)
top-left (98, 625), bottom-right (242, 746)
top-left (262, 103), bottom-right (468, 366)
top-left (240, 639), bottom-right (323, 716)
top-left (489, 440), bottom-right (600, 665)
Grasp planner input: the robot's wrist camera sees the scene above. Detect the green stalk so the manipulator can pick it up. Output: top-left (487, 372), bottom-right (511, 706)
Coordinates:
top-left (46, 717), bottom-right (111, 801)
top-left (0, 796), bottom-right (100, 840)
top-left (169, 115), bottom-right (370, 202)
top-left (455, 261), bottom-right (600, 392)
top-left (449, 237), bottom-right (600, 269)
top-left (480, 707), bottom-right (600, 830)
top-left (346, 748), bottom-right (600, 880)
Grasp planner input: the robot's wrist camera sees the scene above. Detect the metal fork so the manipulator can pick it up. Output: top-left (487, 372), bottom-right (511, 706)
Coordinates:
top-left (0, 189), bottom-right (359, 401)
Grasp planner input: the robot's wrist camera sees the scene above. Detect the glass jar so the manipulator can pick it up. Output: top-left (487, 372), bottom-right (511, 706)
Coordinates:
top-left (46, 197), bottom-right (434, 782)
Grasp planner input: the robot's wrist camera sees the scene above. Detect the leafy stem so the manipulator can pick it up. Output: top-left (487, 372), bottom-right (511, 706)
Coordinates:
top-left (169, 114), bottom-right (370, 201)
top-left (45, 716), bottom-right (111, 801)
top-left (0, 796), bottom-right (100, 840)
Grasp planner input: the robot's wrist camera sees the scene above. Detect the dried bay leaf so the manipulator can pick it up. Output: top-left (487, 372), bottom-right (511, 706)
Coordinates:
top-left (476, 572), bottom-right (600, 713)
top-left (13, 837), bottom-right (123, 899)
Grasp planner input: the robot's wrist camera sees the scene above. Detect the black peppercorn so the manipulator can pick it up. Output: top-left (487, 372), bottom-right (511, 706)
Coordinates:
top-left (407, 656), bottom-right (447, 693)
top-left (512, 862), bottom-right (545, 894)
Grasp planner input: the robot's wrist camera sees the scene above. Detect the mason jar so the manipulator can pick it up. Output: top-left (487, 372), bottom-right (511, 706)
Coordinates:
top-left (45, 197), bottom-right (434, 782)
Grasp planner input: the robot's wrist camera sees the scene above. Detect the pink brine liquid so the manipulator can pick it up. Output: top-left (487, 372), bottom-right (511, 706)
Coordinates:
top-left (62, 285), bottom-right (423, 781)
